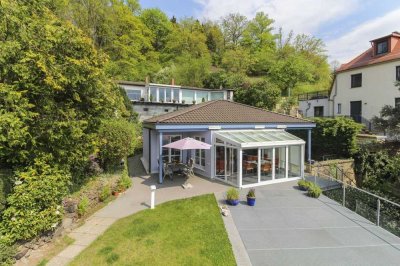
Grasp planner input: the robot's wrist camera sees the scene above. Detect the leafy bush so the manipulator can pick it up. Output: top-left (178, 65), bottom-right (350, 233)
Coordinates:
top-left (226, 188), bottom-right (239, 201)
top-left (0, 161), bottom-right (70, 243)
top-left (77, 197), bottom-right (89, 217)
top-left (117, 166), bottom-right (132, 192)
top-left (99, 185), bottom-right (111, 202)
top-left (0, 240), bottom-right (16, 266)
top-left (0, 169), bottom-right (13, 214)
top-left (247, 188), bottom-right (256, 198)
top-left (298, 180), bottom-right (312, 190)
top-left (307, 184), bottom-right (322, 198)
top-left (292, 117), bottom-right (363, 160)
top-left (98, 119), bottom-right (138, 170)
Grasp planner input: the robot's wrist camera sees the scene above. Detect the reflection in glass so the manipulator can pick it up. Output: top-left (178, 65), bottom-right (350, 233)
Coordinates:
top-left (288, 145), bottom-right (301, 177)
top-left (260, 148), bottom-right (273, 181)
top-left (275, 147), bottom-right (286, 179)
top-left (242, 149), bottom-right (258, 185)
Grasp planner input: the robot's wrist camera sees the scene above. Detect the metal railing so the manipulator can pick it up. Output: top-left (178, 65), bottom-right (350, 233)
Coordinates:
top-left (298, 90), bottom-right (329, 101)
top-left (309, 164), bottom-right (400, 237)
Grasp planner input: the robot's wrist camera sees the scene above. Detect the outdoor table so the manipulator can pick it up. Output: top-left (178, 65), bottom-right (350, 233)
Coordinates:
top-left (168, 162), bottom-right (188, 174)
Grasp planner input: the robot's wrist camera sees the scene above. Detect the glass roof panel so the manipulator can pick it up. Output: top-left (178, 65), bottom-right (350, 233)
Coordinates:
top-left (215, 130), bottom-right (304, 146)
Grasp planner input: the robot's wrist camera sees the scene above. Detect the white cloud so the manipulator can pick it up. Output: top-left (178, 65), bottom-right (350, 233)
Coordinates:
top-left (326, 8), bottom-right (400, 63)
top-left (194, 0), bottom-right (359, 34)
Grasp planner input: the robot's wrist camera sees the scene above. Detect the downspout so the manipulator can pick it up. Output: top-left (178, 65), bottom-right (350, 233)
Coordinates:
top-left (329, 74), bottom-right (338, 117)
top-left (305, 102), bottom-right (311, 117)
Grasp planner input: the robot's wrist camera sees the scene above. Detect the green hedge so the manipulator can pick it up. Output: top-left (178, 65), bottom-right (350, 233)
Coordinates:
top-left (0, 161), bottom-right (70, 243)
top-left (292, 117), bottom-right (363, 160)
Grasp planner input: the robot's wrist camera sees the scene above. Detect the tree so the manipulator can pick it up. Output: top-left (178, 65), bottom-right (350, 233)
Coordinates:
top-left (234, 79), bottom-right (280, 110)
top-left (173, 53), bottom-right (211, 87)
top-left (140, 8), bottom-right (172, 52)
top-left (221, 13), bottom-right (248, 47)
top-left (221, 47), bottom-right (251, 73)
top-left (202, 21), bottom-right (225, 66)
top-left (372, 105), bottom-right (400, 138)
top-left (242, 12), bottom-right (276, 51)
top-left (0, 0), bottom-right (129, 177)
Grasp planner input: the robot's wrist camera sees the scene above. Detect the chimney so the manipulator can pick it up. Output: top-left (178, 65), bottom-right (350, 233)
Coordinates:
top-left (145, 76), bottom-right (149, 85)
top-left (171, 78), bottom-right (175, 85)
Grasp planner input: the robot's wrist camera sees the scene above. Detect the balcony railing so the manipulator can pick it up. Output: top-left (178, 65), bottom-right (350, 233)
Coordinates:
top-left (298, 90), bottom-right (329, 101)
top-left (307, 163), bottom-right (400, 238)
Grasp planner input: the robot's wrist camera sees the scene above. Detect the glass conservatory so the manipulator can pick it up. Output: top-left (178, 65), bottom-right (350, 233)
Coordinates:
top-left (213, 130), bottom-right (305, 188)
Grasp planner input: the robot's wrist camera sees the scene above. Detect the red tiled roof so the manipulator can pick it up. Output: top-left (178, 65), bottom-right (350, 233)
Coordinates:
top-left (336, 32), bottom-right (400, 73)
top-left (144, 100), bottom-right (312, 124)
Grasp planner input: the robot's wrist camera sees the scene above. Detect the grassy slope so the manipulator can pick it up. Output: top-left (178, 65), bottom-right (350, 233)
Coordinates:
top-left (70, 194), bottom-right (236, 266)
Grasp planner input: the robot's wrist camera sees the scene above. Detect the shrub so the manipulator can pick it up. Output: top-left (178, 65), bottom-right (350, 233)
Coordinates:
top-left (226, 188), bottom-right (239, 201)
top-left (247, 188), bottom-right (256, 198)
top-left (77, 197), bottom-right (89, 217)
top-left (0, 161), bottom-right (70, 243)
top-left (298, 180), bottom-right (312, 190)
top-left (307, 184), bottom-right (322, 198)
top-left (117, 166), bottom-right (132, 191)
top-left (98, 119), bottom-right (138, 170)
top-left (99, 185), bottom-right (111, 202)
top-left (0, 240), bottom-right (16, 266)
top-left (291, 117), bottom-right (363, 160)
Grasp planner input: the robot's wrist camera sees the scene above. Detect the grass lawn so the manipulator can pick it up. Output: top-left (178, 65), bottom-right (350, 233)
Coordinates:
top-left (70, 194), bottom-right (236, 266)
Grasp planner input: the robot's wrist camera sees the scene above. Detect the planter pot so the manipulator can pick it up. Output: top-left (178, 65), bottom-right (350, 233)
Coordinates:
top-left (226, 199), bottom-right (239, 206)
top-left (247, 197), bottom-right (256, 206)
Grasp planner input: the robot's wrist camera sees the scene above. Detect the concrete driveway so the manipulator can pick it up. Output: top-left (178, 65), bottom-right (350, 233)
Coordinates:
top-left (229, 181), bottom-right (400, 266)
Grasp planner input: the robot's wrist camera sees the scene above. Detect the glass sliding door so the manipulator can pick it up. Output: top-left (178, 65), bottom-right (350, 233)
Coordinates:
top-left (275, 147), bottom-right (286, 179)
top-left (288, 145), bottom-right (301, 177)
top-left (215, 146), bottom-right (225, 179)
top-left (242, 149), bottom-right (258, 185)
top-left (226, 147), bottom-right (238, 185)
top-left (260, 148), bottom-right (273, 181)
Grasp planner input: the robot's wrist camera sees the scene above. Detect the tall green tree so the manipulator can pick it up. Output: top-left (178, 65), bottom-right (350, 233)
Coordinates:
top-left (234, 79), bottom-right (280, 110)
top-left (0, 0), bottom-right (129, 175)
top-left (140, 8), bottom-right (172, 52)
top-left (221, 13), bottom-right (248, 47)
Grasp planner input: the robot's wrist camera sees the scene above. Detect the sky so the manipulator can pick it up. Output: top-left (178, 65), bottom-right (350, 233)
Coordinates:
top-left (140, 0), bottom-right (400, 64)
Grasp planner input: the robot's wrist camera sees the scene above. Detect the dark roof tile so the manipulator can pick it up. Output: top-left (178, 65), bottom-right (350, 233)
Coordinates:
top-left (144, 100), bottom-right (312, 124)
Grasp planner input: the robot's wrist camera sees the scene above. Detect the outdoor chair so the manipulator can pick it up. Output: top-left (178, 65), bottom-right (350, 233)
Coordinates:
top-left (184, 158), bottom-right (194, 177)
top-left (243, 161), bottom-right (255, 174)
top-left (163, 162), bottom-right (174, 181)
top-left (261, 162), bottom-right (271, 174)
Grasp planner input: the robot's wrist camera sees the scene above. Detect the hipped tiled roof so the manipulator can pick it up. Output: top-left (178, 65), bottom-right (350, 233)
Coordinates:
top-left (144, 100), bottom-right (312, 124)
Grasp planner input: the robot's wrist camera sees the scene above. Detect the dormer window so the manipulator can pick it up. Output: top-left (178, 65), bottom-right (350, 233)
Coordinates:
top-left (376, 39), bottom-right (388, 55)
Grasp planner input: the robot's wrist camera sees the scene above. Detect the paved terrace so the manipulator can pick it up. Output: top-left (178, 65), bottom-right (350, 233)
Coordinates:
top-left (229, 181), bottom-right (400, 266)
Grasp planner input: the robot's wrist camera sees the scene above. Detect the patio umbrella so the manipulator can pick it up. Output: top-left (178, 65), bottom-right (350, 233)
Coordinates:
top-left (163, 137), bottom-right (211, 164)
top-left (162, 137), bottom-right (211, 150)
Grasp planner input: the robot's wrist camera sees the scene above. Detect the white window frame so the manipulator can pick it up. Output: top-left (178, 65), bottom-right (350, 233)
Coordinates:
top-left (194, 136), bottom-right (206, 170)
top-left (162, 135), bottom-right (182, 163)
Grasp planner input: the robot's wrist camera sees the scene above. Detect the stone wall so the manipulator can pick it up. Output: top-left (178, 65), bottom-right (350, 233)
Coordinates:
top-left (308, 159), bottom-right (356, 185)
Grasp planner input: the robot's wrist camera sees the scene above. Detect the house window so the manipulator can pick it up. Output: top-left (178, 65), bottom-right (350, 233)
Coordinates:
top-left (158, 88), bottom-right (165, 102)
top-left (396, 66), bottom-right (400, 81)
top-left (314, 106), bottom-right (324, 117)
top-left (351, 73), bottom-right (362, 88)
top-left (195, 136), bottom-right (206, 168)
top-left (150, 87), bottom-right (157, 101)
top-left (395, 98), bottom-right (400, 108)
top-left (162, 135), bottom-right (182, 163)
top-left (337, 103), bottom-right (342, 114)
top-left (182, 89), bottom-right (195, 103)
top-left (376, 40), bottom-right (388, 55)
top-left (211, 91), bottom-right (224, 100)
top-left (126, 89), bottom-right (141, 101)
top-left (196, 91), bottom-right (208, 103)
top-left (173, 89), bottom-right (180, 102)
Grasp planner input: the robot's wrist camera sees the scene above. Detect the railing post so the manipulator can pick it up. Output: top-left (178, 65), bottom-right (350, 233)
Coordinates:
top-left (342, 182), bottom-right (346, 207)
top-left (377, 199), bottom-right (381, 226)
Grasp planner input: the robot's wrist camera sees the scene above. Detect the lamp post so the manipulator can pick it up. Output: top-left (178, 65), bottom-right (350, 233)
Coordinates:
top-left (150, 185), bottom-right (156, 209)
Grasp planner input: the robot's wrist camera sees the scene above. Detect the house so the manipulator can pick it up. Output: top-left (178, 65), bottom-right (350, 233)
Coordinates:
top-left (298, 32), bottom-right (400, 130)
top-left (118, 80), bottom-right (234, 121)
top-left (141, 100), bottom-right (315, 188)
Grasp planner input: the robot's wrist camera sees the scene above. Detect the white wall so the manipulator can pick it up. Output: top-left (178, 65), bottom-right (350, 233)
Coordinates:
top-left (298, 98), bottom-right (330, 118)
top-left (331, 60), bottom-right (400, 121)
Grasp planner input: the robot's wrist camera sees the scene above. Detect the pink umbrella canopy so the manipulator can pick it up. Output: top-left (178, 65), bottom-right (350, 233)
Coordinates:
top-left (162, 137), bottom-right (211, 150)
